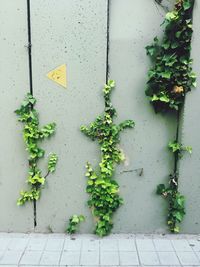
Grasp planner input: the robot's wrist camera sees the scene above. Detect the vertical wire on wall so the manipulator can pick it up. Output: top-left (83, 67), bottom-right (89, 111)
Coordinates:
top-left (106, 0), bottom-right (110, 83)
top-left (27, 0), bottom-right (33, 95)
top-left (26, 0), bottom-right (37, 228)
top-left (174, 0), bottom-right (195, 192)
top-left (174, 111), bottom-right (180, 175)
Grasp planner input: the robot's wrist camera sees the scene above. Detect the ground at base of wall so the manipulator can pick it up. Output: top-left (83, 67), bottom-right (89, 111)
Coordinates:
top-left (0, 233), bottom-right (200, 266)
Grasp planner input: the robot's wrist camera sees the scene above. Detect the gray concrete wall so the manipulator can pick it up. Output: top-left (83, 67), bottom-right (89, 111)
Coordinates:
top-left (0, 0), bottom-right (199, 233)
top-left (0, 0), bottom-right (33, 232)
top-left (179, 0), bottom-right (200, 233)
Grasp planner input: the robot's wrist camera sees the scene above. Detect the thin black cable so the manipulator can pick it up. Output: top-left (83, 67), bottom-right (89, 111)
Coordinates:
top-left (33, 201), bottom-right (37, 228)
top-left (27, 0), bottom-right (33, 95)
top-left (27, 0), bottom-right (36, 227)
top-left (106, 0), bottom-right (110, 83)
top-left (174, 110), bottom-right (180, 175)
top-left (172, 0), bottom-right (195, 187)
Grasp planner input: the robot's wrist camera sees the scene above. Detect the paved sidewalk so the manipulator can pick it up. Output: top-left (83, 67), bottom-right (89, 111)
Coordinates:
top-left (0, 233), bottom-right (200, 266)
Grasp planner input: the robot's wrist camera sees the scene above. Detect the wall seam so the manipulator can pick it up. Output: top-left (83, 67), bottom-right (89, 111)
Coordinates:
top-left (26, 0), bottom-right (37, 228)
top-left (106, 0), bottom-right (110, 83)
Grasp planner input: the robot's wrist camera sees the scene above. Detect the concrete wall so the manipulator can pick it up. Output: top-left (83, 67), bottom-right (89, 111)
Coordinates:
top-left (0, 0), bottom-right (199, 233)
top-left (179, 1), bottom-right (200, 233)
top-left (0, 0), bottom-right (33, 232)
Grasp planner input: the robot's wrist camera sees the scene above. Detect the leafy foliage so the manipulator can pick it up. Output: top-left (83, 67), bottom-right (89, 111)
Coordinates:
top-left (81, 80), bottom-right (134, 236)
top-left (168, 141), bottom-right (192, 157)
top-left (146, 0), bottom-right (195, 233)
top-left (15, 93), bottom-right (58, 206)
top-left (66, 215), bottom-right (85, 234)
top-left (156, 140), bottom-right (191, 232)
top-left (157, 178), bottom-right (185, 233)
top-left (48, 153), bottom-right (58, 173)
top-left (146, 0), bottom-right (196, 113)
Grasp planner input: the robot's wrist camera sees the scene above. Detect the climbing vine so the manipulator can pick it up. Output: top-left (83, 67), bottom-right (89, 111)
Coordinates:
top-left (146, 0), bottom-right (196, 232)
top-left (15, 93), bottom-right (58, 206)
top-left (81, 80), bottom-right (134, 236)
top-left (66, 215), bottom-right (85, 234)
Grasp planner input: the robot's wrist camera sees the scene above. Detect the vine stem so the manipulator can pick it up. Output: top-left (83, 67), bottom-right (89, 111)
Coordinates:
top-left (27, 0), bottom-right (33, 95)
top-left (26, 0), bottom-right (36, 228)
top-left (168, 109), bottom-right (181, 231)
top-left (154, 0), bottom-right (169, 13)
top-left (174, 109), bottom-right (181, 176)
top-left (44, 171), bottom-right (50, 179)
top-left (106, 0), bottom-right (110, 83)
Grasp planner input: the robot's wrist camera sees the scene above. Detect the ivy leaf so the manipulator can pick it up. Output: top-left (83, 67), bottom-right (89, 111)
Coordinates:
top-left (176, 195), bottom-right (185, 208)
top-left (165, 11), bottom-right (177, 21)
top-left (79, 215), bottom-right (85, 222)
top-left (119, 120), bottom-right (135, 131)
top-left (40, 123), bottom-right (56, 138)
top-left (174, 211), bottom-right (184, 222)
top-left (183, 0), bottom-right (191, 11)
top-left (162, 40), bottom-right (170, 49)
top-left (168, 141), bottom-right (181, 153)
top-left (184, 146), bottom-right (192, 154)
top-left (172, 225), bottom-right (180, 233)
top-left (146, 37), bottom-right (159, 57)
top-left (159, 95), bottom-right (170, 103)
top-left (151, 95), bottom-right (159, 101)
top-left (157, 184), bottom-right (166, 195)
top-left (192, 81), bottom-right (197, 88)
top-left (71, 215), bottom-right (79, 223)
top-left (151, 93), bottom-right (170, 103)
top-left (160, 71), bottom-right (171, 79)
top-left (108, 80), bottom-right (115, 88)
top-left (48, 153), bottom-right (58, 173)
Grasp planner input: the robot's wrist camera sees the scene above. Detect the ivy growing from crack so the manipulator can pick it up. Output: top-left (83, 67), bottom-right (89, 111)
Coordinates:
top-left (146, 0), bottom-right (196, 232)
top-left (15, 93), bottom-right (58, 206)
top-left (168, 140), bottom-right (192, 157)
top-left (81, 80), bottom-right (134, 237)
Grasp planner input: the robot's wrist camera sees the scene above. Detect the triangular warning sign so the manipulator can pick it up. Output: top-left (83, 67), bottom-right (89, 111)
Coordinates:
top-left (47, 64), bottom-right (67, 88)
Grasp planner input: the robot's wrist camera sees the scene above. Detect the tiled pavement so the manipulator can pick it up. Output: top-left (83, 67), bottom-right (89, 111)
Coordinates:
top-left (0, 233), bottom-right (200, 266)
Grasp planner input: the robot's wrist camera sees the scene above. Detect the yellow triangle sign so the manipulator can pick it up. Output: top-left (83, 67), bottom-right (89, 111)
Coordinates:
top-left (47, 64), bottom-right (67, 88)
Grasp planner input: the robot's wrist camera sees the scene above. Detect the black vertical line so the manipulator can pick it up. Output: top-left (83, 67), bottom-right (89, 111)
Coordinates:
top-left (174, 110), bottom-right (180, 176)
top-left (27, 0), bottom-right (33, 95)
top-left (26, 0), bottom-right (36, 228)
top-left (106, 0), bottom-right (110, 83)
top-left (173, 0), bottom-right (195, 183)
top-left (33, 200), bottom-right (37, 228)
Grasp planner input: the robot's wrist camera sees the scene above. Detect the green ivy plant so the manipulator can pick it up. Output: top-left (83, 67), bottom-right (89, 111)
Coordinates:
top-left (15, 93), bottom-right (58, 206)
top-left (168, 141), bottom-right (192, 157)
top-left (146, 0), bottom-right (195, 232)
top-left (156, 141), bottom-right (191, 233)
top-left (81, 80), bottom-right (134, 236)
top-left (66, 215), bottom-right (85, 234)
top-left (146, 0), bottom-right (196, 113)
top-left (157, 178), bottom-right (185, 233)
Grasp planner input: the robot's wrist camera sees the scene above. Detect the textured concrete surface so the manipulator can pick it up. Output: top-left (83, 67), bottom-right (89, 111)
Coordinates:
top-left (179, 0), bottom-right (200, 234)
top-left (0, 0), bottom-right (200, 234)
top-left (0, 0), bottom-right (33, 232)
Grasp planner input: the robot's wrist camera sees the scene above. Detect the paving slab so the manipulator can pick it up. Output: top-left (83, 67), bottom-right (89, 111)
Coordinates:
top-left (40, 251), bottom-right (61, 265)
top-left (20, 251), bottom-right (43, 265)
top-left (45, 238), bottom-right (65, 251)
top-left (138, 251), bottom-right (160, 265)
top-left (0, 250), bottom-right (23, 265)
top-left (0, 234), bottom-right (199, 266)
top-left (80, 250), bottom-right (100, 265)
top-left (60, 250), bottom-right (80, 265)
